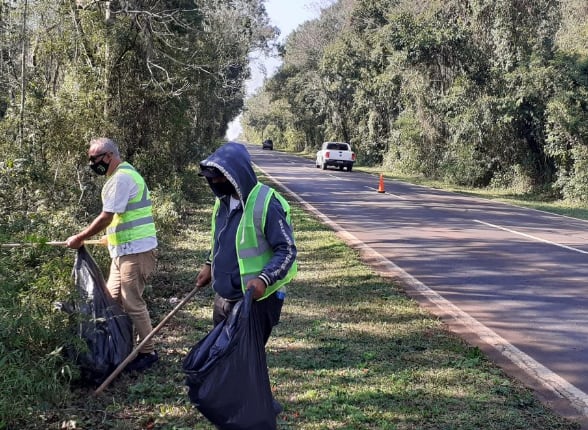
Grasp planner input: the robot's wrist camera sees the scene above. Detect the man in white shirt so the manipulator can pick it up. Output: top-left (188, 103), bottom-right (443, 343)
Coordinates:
top-left (66, 137), bottom-right (159, 372)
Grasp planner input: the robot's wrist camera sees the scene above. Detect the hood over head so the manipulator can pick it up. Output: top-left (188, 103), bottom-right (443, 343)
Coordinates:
top-left (198, 165), bottom-right (223, 178)
top-left (199, 142), bottom-right (258, 201)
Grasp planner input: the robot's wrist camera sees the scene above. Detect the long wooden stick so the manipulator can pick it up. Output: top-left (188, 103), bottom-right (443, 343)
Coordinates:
top-left (1, 239), bottom-right (105, 248)
top-left (93, 284), bottom-right (203, 395)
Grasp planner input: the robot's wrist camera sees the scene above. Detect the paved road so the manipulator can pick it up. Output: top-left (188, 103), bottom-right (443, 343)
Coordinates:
top-left (246, 144), bottom-right (588, 424)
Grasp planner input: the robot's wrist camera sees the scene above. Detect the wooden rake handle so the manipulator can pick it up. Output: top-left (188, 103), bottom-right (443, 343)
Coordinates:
top-left (93, 284), bottom-right (204, 395)
top-left (1, 239), bottom-right (106, 248)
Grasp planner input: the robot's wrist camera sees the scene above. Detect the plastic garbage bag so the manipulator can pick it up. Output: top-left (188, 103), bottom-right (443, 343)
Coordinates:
top-left (60, 246), bottom-right (133, 385)
top-left (183, 288), bottom-right (278, 430)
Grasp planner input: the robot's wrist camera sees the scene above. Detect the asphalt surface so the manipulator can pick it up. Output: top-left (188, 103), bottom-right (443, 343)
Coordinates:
top-left (247, 143), bottom-right (588, 426)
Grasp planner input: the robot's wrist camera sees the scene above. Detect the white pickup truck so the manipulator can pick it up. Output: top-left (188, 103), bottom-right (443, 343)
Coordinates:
top-left (315, 142), bottom-right (356, 172)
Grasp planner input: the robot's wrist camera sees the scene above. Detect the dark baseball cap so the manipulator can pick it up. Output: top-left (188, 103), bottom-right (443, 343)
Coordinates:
top-left (198, 165), bottom-right (223, 178)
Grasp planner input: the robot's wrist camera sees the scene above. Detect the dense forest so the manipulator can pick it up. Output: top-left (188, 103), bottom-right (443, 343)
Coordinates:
top-left (0, 0), bottom-right (275, 426)
top-left (243, 0), bottom-right (588, 200)
top-left (1, 0), bottom-right (276, 222)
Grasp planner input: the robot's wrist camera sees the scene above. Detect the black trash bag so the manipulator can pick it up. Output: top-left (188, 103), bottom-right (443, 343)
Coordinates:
top-left (183, 288), bottom-right (278, 430)
top-left (61, 246), bottom-right (133, 385)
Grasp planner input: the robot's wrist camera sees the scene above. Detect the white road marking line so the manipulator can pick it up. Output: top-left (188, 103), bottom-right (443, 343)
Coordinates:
top-left (475, 219), bottom-right (588, 255)
top-left (352, 242), bottom-right (588, 418)
top-left (364, 186), bottom-right (406, 199)
top-left (253, 160), bottom-right (588, 418)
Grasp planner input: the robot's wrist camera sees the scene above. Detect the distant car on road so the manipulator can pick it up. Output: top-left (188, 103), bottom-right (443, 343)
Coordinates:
top-left (316, 142), bottom-right (355, 171)
top-left (262, 139), bottom-right (273, 150)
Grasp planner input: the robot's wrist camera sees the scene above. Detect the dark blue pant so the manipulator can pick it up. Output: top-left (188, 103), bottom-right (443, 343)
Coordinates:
top-left (213, 292), bottom-right (283, 345)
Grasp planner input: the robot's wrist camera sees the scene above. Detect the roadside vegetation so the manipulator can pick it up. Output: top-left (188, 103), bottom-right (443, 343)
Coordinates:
top-left (243, 0), bottom-right (588, 205)
top-left (1, 173), bottom-right (582, 429)
top-left (1, 0), bottom-right (588, 429)
top-left (0, 2), bottom-right (273, 425)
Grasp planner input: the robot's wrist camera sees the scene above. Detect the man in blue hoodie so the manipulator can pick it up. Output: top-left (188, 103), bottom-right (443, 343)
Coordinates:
top-left (195, 142), bottom-right (297, 343)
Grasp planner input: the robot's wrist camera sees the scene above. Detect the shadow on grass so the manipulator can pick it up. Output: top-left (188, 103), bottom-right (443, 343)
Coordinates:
top-left (266, 276), bottom-right (579, 429)
top-left (28, 179), bottom-right (581, 430)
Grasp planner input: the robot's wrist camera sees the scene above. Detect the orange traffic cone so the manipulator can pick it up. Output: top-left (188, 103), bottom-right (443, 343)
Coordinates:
top-left (377, 174), bottom-right (385, 193)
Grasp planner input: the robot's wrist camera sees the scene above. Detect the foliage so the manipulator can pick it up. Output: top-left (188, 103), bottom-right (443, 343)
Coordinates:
top-left (545, 54), bottom-right (588, 201)
top-left (383, 110), bottom-right (430, 175)
top-left (0, 245), bottom-right (77, 426)
top-left (244, 1), bottom-right (355, 150)
top-left (2, 0), bottom-right (588, 426)
top-left (0, 0), bottom-right (276, 216)
top-left (243, 0), bottom-right (588, 199)
top-left (0, 0), bottom-right (276, 426)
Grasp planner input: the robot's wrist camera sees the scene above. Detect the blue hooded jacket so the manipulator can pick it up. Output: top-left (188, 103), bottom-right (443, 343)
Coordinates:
top-left (200, 142), bottom-right (297, 301)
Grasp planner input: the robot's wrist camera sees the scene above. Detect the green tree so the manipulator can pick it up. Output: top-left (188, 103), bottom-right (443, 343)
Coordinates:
top-left (0, 1), bottom-right (276, 425)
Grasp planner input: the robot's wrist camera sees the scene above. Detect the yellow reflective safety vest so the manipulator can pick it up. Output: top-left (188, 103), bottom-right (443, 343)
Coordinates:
top-left (211, 182), bottom-right (297, 301)
top-left (105, 162), bottom-right (156, 246)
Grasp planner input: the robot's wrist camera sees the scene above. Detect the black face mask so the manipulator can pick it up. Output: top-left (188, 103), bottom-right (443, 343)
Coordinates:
top-left (211, 181), bottom-right (236, 197)
top-left (89, 159), bottom-right (110, 176)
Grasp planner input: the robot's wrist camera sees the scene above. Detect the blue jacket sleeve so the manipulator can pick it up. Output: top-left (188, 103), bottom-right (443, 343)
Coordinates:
top-left (257, 196), bottom-right (297, 287)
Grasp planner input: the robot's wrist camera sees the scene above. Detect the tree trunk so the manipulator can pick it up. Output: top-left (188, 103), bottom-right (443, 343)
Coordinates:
top-left (19, 0), bottom-right (28, 152)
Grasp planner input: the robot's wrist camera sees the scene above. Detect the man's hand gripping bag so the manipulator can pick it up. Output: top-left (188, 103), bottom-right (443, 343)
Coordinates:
top-left (183, 289), bottom-right (279, 430)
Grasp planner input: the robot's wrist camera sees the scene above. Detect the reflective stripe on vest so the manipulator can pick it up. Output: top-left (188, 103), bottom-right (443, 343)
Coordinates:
top-left (105, 163), bottom-right (156, 245)
top-left (210, 183), bottom-right (297, 301)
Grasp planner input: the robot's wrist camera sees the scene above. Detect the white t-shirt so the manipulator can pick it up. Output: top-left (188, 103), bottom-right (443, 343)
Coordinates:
top-left (229, 196), bottom-right (240, 212)
top-left (102, 169), bottom-right (158, 257)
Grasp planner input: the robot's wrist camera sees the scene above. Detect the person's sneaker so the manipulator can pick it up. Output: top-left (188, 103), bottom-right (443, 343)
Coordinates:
top-left (125, 351), bottom-right (159, 372)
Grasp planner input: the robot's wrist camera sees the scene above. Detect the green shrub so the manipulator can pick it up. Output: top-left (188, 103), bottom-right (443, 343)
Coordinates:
top-left (151, 185), bottom-right (183, 238)
top-left (0, 247), bottom-right (77, 426)
top-left (383, 111), bottom-right (438, 176)
top-left (489, 164), bottom-right (535, 194)
top-left (561, 146), bottom-right (588, 202)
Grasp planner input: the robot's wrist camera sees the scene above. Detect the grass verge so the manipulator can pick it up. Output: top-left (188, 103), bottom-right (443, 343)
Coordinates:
top-left (22, 176), bottom-right (583, 429)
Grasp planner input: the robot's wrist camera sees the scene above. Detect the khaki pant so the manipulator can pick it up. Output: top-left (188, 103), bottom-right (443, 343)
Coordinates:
top-left (107, 250), bottom-right (157, 354)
